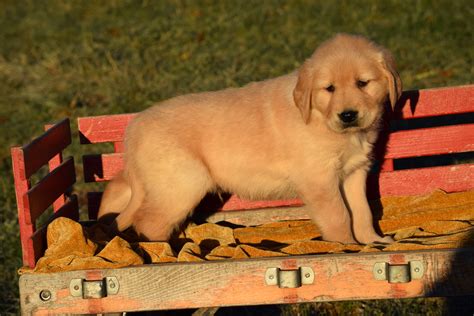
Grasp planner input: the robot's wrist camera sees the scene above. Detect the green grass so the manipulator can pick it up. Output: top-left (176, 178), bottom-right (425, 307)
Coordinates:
top-left (0, 0), bottom-right (472, 314)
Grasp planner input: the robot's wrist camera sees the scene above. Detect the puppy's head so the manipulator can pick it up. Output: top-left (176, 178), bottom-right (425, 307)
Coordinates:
top-left (293, 34), bottom-right (402, 132)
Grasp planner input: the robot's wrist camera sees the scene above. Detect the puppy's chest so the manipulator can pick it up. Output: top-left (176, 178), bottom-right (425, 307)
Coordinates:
top-left (339, 133), bottom-right (374, 175)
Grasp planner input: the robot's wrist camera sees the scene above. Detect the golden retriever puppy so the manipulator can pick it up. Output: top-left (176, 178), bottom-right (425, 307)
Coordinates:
top-left (99, 34), bottom-right (401, 244)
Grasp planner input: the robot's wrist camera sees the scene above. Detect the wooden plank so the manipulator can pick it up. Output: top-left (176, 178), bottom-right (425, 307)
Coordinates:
top-left (114, 141), bottom-right (125, 153)
top-left (370, 163), bottom-right (474, 198)
top-left (396, 85), bottom-right (473, 119)
top-left (83, 153), bottom-right (123, 183)
top-left (11, 146), bottom-right (36, 268)
top-left (44, 123), bottom-right (67, 211)
top-left (78, 113), bottom-right (135, 144)
top-left (384, 124), bottom-right (474, 159)
top-left (19, 249), bottom-right (474, 314)
top-left (22, 118), bottom-right (71, 178)
top-left (24, 157), bottom-right (76, 224)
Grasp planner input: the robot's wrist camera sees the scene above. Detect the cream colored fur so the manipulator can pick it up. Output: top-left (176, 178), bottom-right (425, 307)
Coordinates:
top-left (98, 34), bottom-right (402, 244)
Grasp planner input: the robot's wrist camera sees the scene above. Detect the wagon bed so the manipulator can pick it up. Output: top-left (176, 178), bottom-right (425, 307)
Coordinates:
top-left (11, 85), bottom-right (474, 314)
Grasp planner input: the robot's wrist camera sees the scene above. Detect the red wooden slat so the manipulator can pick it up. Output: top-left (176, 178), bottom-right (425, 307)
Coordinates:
top-left (83, 153), bottom-right (123, 182)
top-left (114, 141), bottom-right (125, 153)
top-left (11, 147), bottom-right (35, 267)
top-left (24, 157), bottom-right (76, 224)
top-left (22, 118), bottom-right (71, 178)
top-left (44, 123), bottom-right (66, 211)
top-left (50, 194), bottom-right (80, 222)
top-left (385, 124), bottom-right (474, 159)
top-left (78, 113), bottom-right (135, 144)
top-left (368, 163), bottom-right (474, 198)
top-left (396, 85), bottom-right (473, 119)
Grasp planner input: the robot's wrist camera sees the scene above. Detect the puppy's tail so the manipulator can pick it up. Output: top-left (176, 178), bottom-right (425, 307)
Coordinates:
top-left (114, 171), bottom-right (144, 232)
top-left (98, 171), bottom-right (131, 220)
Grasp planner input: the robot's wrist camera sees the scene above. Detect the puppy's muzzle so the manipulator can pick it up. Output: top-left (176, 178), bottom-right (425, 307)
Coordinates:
top-left (338, 110), bottom-right (359, 128)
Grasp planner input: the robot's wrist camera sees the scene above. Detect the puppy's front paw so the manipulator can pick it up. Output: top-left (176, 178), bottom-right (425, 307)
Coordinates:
top-left (374, 235), bottom-right (394, 244)
top-left (358, 234), bottom-right (394, 245)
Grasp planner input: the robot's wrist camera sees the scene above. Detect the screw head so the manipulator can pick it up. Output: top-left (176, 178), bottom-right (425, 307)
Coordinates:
top-left (377, 269), bottom-right (383, 274)
top-left (305, 273), bottom-right (311, 278)
top-left (268, 275), bottom-right (274, 280)
top-left (39, 290), bottom-right (52, 301)
top-left (109, 281), bottom-right (116, 288)
top-left (414, 267), bottom-right (420, 273)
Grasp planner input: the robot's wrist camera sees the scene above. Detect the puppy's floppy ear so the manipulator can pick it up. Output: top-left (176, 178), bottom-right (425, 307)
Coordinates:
top-left (293, 62), bottom-right (314, 124)
top-left (378, 49), bottom-right (402, 110)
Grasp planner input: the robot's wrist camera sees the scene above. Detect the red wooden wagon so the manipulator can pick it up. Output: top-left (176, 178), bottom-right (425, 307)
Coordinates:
top-left (11, 85), bottom-right (474, 314)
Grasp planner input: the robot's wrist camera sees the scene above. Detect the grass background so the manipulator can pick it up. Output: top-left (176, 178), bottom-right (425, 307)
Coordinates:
top-left (0, 0), bottom-right (472, 314)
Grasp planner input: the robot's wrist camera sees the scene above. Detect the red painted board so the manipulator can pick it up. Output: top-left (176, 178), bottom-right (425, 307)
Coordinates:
top-left (22, 118), bottom-right (71, 178)
top-left (78, 113), bottom-right (135, 144)
top-left (384, 124), bottom-right (474, 159)
top-left (396, 85), bottom-right (473, 119)
top-left (369, 163), bottom-right (474, 198)
top-left (23, 157), bottom-right (76, 224)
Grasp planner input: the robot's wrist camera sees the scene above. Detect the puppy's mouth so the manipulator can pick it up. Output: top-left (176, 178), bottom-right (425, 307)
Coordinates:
top-left (330, 117), bottom-right (374, 133)
top-left (341, 121), bottom-right (360, 129)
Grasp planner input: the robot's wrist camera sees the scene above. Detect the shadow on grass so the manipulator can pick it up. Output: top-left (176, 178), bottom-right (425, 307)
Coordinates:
top-left (430, 228), bottom-right (474, 315)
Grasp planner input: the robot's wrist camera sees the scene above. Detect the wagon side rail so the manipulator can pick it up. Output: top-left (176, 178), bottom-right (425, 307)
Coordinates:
top-left (78, 85), bottom-right (474, 221)
top-left (11, 118), bottom-right (79, 268)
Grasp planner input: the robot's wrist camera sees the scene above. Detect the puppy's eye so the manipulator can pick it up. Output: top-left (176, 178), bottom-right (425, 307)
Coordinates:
top-left (325, 85), bottom-right (335, 92)
top-left (357, 80), bottom-right (368, 88)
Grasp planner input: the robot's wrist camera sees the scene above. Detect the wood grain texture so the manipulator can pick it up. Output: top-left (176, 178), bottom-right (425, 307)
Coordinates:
top-left (396, 85), bottom-right (473, 119)
top-left (385, 124), bottom-right (474, 159)
top-left (44, 123), bottom-right (67, 211)
top-left (83, 153), bottom-right (123, 183)
top-left (22, 118), bottom-right (71, 178)
top-left (19, 249), bottom-right (474, 314)
top-left (78, 113), bottom-right (135, 144)
top-left (24, 157), bottom-right (76, 224)
top-left (11, 146), bottom-right (36, 267)
top-left (372, 163), bottom-right (474, 197)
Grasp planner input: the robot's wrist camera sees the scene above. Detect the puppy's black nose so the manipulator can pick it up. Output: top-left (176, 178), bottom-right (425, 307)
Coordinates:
top-left (338, 110), bottom-right (358, 124)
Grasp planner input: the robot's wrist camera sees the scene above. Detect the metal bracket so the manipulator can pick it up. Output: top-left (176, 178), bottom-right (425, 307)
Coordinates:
top-left (70, 277), bottom-right (119, 299)
top-left (373, 261), bottom-right (424, 283)
top-left (265, 267), bottom-right (314, 288)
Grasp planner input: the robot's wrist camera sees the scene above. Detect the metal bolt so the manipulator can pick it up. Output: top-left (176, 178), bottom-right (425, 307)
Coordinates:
top-left (39, 290), bottom-right (52, 301)
top-left (414, 267), bottom-right (420, 273)
top-left (377, 269), bottom-right (383, 274)
top-left (305, 273), bottom-right (311, 278)
top-left (268, 275), bottom-right (274, 280)
top-left (74, 285), bottom-right (80, 291)
top-left (109, 280), bottom-right (116, 289)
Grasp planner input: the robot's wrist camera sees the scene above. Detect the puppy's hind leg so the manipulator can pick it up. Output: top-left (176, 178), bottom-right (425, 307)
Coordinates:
top-left (132, 159), bottom-right (214, 241)
top-left (98, 171), bottom-right (131, 223)
top-left (297, 174), bottom-right (356, 244)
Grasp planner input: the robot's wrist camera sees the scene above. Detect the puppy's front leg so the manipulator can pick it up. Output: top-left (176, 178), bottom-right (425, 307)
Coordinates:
top-left (298, 177), bottom-right (356, 244)
top-left (342, 168), bottom-right (393, 244)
